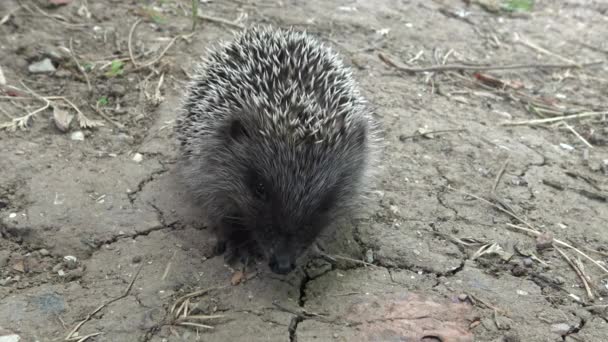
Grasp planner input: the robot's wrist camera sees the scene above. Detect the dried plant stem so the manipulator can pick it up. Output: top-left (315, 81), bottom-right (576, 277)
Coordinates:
top-left (447, 186), bottom-right (536, 231)
top-left (378, 52), bottom-right (603, 73)
top-left (506, 224), bottom-right (608, 275)
top-left (128, 19), bottom-right (142, 67)
top-left (196, 11), bottom-right (244, 29)
top-left (502, 111), bottom-right (608, 126)
top-left (69, 38), bottom-right (92, 93)
top-left (65, 264), bottom-right (143, 341)
top-left (562, 122), bottom-right (593, 148)
top-left (555, 247), bottom-right (594, 300)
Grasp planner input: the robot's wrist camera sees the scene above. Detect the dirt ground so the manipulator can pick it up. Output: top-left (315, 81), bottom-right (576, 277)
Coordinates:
top-left (1, 0), bottom-right (608, 341)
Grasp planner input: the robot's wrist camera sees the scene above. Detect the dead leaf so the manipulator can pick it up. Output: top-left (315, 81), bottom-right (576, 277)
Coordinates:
top-left (52, 106), bottom-right (74, 132)
top-left (12, 259), bottom-right (26, 273)
top-left (230, 270), bottom-right (244, 286)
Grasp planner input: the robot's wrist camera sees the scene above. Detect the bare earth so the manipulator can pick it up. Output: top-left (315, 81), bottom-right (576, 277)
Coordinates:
top-left (1, 0), bottom-right (608, 341)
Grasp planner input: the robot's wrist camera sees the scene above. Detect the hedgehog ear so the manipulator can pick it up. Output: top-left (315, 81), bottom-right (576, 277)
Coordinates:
top-left (227, 119), bottom-right (250, 142)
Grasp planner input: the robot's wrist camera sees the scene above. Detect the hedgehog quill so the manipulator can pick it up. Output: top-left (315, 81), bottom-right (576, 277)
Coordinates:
top-left (176, 26), bottom-right (382, 275)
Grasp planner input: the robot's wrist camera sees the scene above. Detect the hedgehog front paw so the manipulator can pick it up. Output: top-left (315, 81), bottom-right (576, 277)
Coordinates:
top-left (213, 239), bottom-right (227, 256)
top-left (223, 238), bottom-right (263, 268)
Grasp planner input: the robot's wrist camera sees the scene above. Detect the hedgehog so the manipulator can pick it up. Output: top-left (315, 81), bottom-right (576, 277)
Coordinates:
top-left (175, 25), bottom-right (382, 275)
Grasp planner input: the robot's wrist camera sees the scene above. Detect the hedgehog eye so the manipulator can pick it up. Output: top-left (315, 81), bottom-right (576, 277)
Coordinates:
top-left (254, 181), bottom-right (266, 200)
top-left (228, 119), bottom-right (249, 142)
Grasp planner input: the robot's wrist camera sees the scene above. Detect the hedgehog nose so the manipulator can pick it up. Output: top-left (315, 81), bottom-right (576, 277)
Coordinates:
top-left (269, 254), bottom-right (295, 275)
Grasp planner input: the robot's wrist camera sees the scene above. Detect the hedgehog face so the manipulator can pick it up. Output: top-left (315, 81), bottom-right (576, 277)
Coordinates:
top-left (224, 118), bottom-right (368, 275)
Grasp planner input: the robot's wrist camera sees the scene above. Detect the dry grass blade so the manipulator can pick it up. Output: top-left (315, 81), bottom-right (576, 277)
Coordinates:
top-left (196, 10), bottom-right (244, 29)
top-left (492, 158), bottom-right (509, 194)
top-left (128, 19), bottom-right (142, 67)
top-left (447, 186), bottom-right (536, 231)
top-left (378, 52), bottom-right (603, 73)
top-left (65, 264), bottom-right (143, 340)
top-left (506, 224), bottom-right (608, 275)
top-left (313, 245), bottom-right (376, 267)
top-left (90, 104), bottom-right (123, 129)
top-left (515, 33), bottom-right (578, 65)
top-left (502, 111), bottom-right (608, 126)
top-left (170, 286), bottom-right (225, 315)
top-left (555, 247), bottom-right (594, 301)
top-left (562, 122), bottom-right (593, 148)
top-left (71, 332), bottom-right (102, 342)
top-left (177, 322), bottom-right (214, 329)
top-left (399, 128), bottom-right (467, 140)
top-left (179, 314), bottom-right (225, 320)
top-left (135, 34), bottom-right (193, 70)
top-left (0, 82), bottom-right (51, 130)
top-left (69, 38), bottom-right (92, 93)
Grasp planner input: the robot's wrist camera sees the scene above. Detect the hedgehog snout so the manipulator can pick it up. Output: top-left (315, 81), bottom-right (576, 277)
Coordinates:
top-left (268, 248), bottom-right (296, 275)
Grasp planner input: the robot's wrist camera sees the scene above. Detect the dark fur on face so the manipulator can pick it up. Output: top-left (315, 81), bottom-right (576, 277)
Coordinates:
top-left (176, 26), bottom-right (381, 274)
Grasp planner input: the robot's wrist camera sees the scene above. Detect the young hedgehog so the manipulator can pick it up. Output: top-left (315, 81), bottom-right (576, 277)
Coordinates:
top-left (175, 26), bottom-right (381, 275)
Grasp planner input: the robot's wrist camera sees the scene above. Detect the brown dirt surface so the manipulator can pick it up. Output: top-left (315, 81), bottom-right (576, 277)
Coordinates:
top-left (1, 0), bottom-right (608, 341)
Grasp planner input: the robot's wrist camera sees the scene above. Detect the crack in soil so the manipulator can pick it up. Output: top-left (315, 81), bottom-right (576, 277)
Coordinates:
top-left (562, 316), bottom-right (586, 341)
top-left (127, 166), bottom-right (169, 204)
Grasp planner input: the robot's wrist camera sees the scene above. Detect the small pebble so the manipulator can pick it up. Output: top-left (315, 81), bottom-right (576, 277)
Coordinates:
top-left (54, 69), bottom-right (72, 78)
top-left (559, 143), bottom-right (574, 151)
top-left (110, 84), bottom-right (127, 96)
top-left (389, 205), bottom-right (399, 215)
top-left (28, 58), bottom-right (56, 73)
top-left (66, 267), bottom-right (84, 280)
top-left (57, 269), bottom-right (66, 277)
top-left (70, 131), bottom-right (85, 141)
top-left (39, 249), bottom-right (50, 257)
top-left (511, 265), bottom-right (527, 277)
top-left (551, 323), bottom-right (570, 335)
top-left (132, 153), bottom-right (143, 163)
top-left (522, 258), bottom-right (533, 267)
top-left (364, 249), bottom-right (374, 263)
top-left (63, 255), bottom-right (78, 269)
top-left (457, 293), bottom-right (468, 301)
top-left (132, 255), bottom-right (142, 263)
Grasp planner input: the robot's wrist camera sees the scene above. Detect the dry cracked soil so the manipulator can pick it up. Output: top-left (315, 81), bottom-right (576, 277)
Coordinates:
top-left (1, 0), bottom-right (608, 341)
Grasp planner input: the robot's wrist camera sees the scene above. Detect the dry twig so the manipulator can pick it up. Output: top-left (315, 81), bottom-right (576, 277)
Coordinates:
top-left (502, 111), bottom-right (608, 126)
top-left (90, 104), bottom-right (123, 129)
top-left (555, 247), bottom-right (594, 301)
top-left (65, 264), bottom-right (143, 341)
top-left (196, 11), bottom-right (244, 29)
top-left (562, 122), bottom-right (593, 148)
top-left (506, 224), bottom-right (608, 275)
top-left (69, 38), bottom-right (92, 93)
top-left (447, 186), bottom-right (536, 231)
top-left (128, 19), bottom-right (142, 67)
top-left (378, 52), bottom-right (603, 73)
top-left (399, 128), bottom-right (467, 141)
